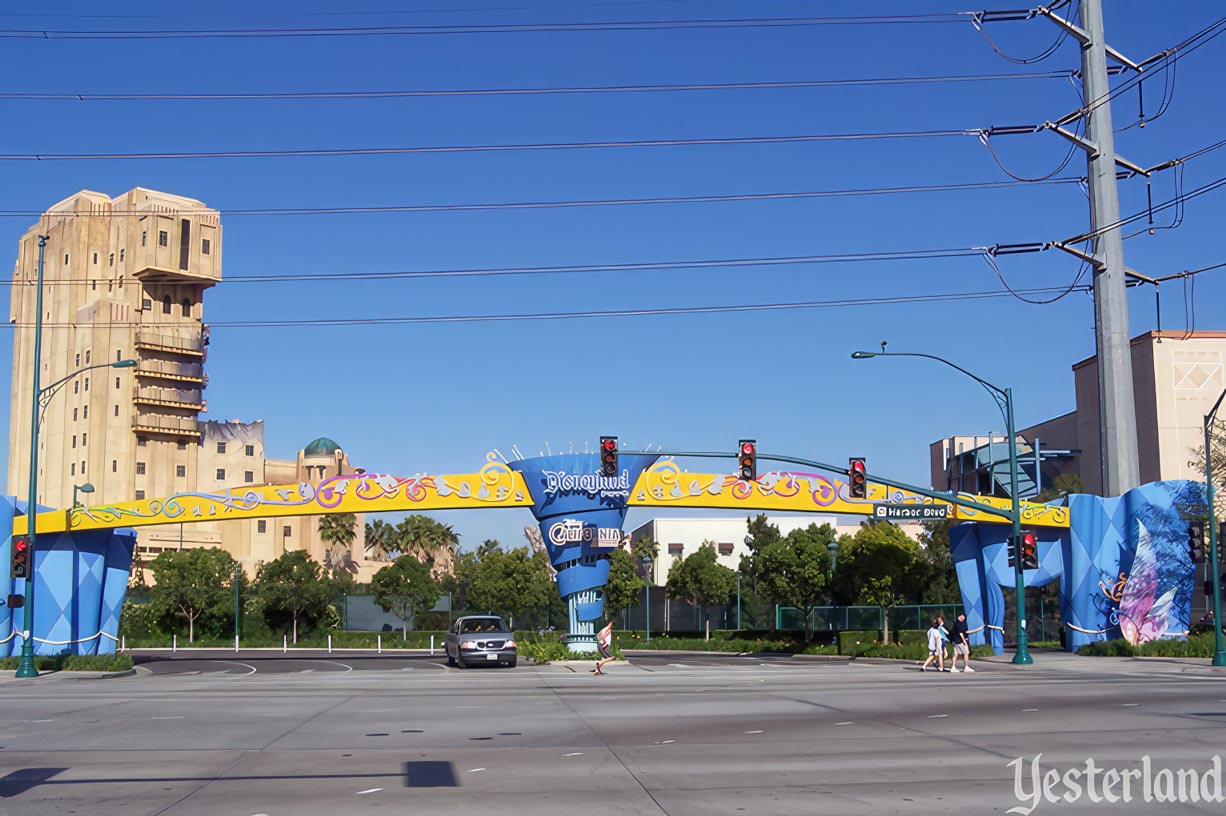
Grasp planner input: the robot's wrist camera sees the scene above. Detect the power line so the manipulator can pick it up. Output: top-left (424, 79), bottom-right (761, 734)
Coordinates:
top-left (1063, 172), bottom-right (1226, 244)
top-left (0, 70), bottom-right (1076, 102)
top-left (0, 128), bottom-right (975, 162)
top-left (0, 13), bottom-right (971, 39)
top-left (0, 286), bottom-right (1092, 331)
top-left (0, 178), bottom-right (1081, 219)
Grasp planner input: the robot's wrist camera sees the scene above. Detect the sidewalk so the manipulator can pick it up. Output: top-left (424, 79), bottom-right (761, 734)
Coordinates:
top-left (977, 648), bottom-right (1224, 674)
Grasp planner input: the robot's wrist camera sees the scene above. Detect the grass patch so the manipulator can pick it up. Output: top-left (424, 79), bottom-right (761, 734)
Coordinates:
top-left (1077, 634), bottom-right (1218, 658)
top-left (0, 653), bottom-right (134, 672)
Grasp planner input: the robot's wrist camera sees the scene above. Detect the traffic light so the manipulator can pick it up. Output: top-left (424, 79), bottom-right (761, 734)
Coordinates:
top-left (737, 440), bottom-right (757, 481)
top-left (599, 436), bottom-right (618, 477)
top-left (1189, 521), bottom-right (1206, 564)
top-left (5, 594), bottom-right (22, 609)
top-left (10, 535), bottom-right (30, 579)
top-left (848, 457), bottom-right (867, 499)
top-left (1020, 531), bottom-right (1038, 570)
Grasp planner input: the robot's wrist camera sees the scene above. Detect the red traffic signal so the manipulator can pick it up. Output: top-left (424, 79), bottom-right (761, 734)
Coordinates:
top-left (848, 458), bottom-right (867, 499)
top-left (10, 535), bottom-right (30, 579)
top-left (1020, 531), bottom-right (1038, 570)
top-left (737, 440), bottom-right (757, 481)
top-left (599, 436), bottom-right (618, 477)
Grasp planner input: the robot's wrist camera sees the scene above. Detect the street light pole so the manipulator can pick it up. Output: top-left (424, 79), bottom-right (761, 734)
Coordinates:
top-left (641, 555), bottom-right (652, 644)
top-left (16, 343), bottom-right (136, 679)
top-left (852, 349), bottom-right (1032, 665)
top-left (16, 235), bottom-right (48, 679)
top-left (736, 571), bottom-right (742, 631)
top-left (1204, 388), bottom-right (1226, 667)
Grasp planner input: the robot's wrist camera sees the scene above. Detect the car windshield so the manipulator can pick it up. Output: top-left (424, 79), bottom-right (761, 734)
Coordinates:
top-left (460, 619), bottom-right (506, 634)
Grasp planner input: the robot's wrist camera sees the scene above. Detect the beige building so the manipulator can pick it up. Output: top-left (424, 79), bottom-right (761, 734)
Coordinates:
top-left (7, 189), bottom-right (374, 581)
top-left (930, 330), bottom-right (1226, 497)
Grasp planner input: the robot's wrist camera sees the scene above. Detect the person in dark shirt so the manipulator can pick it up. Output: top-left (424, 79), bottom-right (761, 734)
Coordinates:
top-left (950, 612), bottom-right (974, 673)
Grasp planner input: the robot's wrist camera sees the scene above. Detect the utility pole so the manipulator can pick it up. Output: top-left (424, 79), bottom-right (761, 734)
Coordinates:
top-left (1077, 0), bottom-right (1140, 496)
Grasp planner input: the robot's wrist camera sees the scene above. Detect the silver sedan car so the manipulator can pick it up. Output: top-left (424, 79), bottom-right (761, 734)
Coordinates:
top-left (445, 615), bottom-right (517, 668)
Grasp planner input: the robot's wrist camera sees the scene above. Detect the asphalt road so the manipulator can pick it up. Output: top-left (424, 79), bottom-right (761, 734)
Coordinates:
top-left (1, 652), bottom-right (1223, 815)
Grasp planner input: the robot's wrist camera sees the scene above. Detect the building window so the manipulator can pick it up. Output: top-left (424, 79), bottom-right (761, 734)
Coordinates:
top-left (137, 437), bottom-right (147, 446)
top-left (75, 353), bottom-right (81, 366)
top-left (217, 442), bottom-right (226, 454)
top-left (73, 408), bottom-right (78, 421)
top-left (85, 350), bottom-right (90, 364)
top-left (718, 542), bottom-right (734, 556)
top-left (107, 253), bottom-right (113, 267)
top-left (245, 445), bottom-right (255, 456)
top-left (83, 405), bottom-right (88, 418)
top-left (202, 238), bottom-right (211, 255)
top-left (162, 295), bottom-right (171, 315)
top-left (668, 543), bottom-right (684, 555)
top-left (112, 460), bottom-right (117, 472)
top-left (81, 461), bottom-right (86, 475)
top-left (94, 252), bottom-right (99, 264)
top-left (81, 433), bottom-right (87, 446)
top-left (158, 230), bottom-right (168, 247)
top-left (181, 298), bottom-right (191, 317)
top-left (114, 405), bottom-right (119, 417)
top-left (176, 465), bottom-right (186, 477)
top-left (257, 520), bottom-right (267, 534)
top-left (119, 249), bottom-right (125, 262)
top-left (72, 435), bottom-right (77, 449)
top-left (135, 490), bottom-right (145, 500)
top-left (177, 442), bottom-right (187, 451)
top-left (84, 377), bottom-right (89, 392)
top-left (115, 377), bottom-right (120, 389)
top-left (283, 526), bottom-right (291, 537)
top-left (71, 463), bottom-right (76, 475)
top-left (216, 468), bottom-right (226, 481)
top-left (141, 231), bottom-right (147, 247)
top-left (73, 380), bottom-right (79, 394)
top-left (92, 280), bottom-right (96, 291)
top-left (116, 349), bottom-right (122, 361)
top-left (136, 462), bottom-right (146, 475)
top-left (64, 254), bottom-right (69, 265)
top-left (142, 298), bottom-right (152, 310)
top-left (244, 470), bottom-right (254, 483)
top-left (179, 219), bottom-right (191, 270)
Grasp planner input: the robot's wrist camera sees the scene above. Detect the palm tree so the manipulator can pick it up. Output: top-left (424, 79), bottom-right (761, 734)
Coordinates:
top-left (318, 513), bottom-right (357, 580)
top-left (364, 518), bottom-right (398, 562)
top-left (396, 515), bottom-right (460, 579)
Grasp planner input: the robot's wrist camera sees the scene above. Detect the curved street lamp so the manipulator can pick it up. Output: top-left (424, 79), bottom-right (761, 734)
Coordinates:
top-left (852, 348), bottom-right (1032, 665)
top-left (17, 238), bottom-right (138, 679)
top-left (72, 482), bottom-right (95, 509)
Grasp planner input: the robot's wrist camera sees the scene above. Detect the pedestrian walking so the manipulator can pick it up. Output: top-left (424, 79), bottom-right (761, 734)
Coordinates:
top-left (919, 619), bottom-right (945, 673)
top-left (936, 616), bottom-right (951, 667)
top-left (950, 612), bottom-right (974, 673)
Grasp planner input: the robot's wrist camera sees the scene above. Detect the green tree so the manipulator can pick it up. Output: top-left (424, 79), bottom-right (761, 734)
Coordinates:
top-left (603, 547), bottom-right (644, 619)
top-left (918, 520), bottom-right (961, 605)
top-left (371, 554), bottom-right (441, 640)
top-left (1033, 472), bottom-right (1086, 503)
top-left (148, 547), bottom-right (239, 643)
top-left (752, 523), bottom-right (834, 642)
top-left (256, 550), bottom-right (335, 643)
top-left (833, 521), bottom-right (929, 643)
top-left (464, 541), bottom-right (555, 623)
top-left (741, 514), bottom-right (782, 575)
top-left (666, 542), bottom-right (737, 635)
top-left (318, 513), bottom-right (357, 580)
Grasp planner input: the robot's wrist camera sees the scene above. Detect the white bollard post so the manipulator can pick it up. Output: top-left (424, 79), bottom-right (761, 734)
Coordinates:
top-left (235, 635), bottom-right (239, 653)
top-left (430, 635), bottom-right (435, 656)
top-left (121, 635), bottom-right (125, 652)
top-left (283, 634), bottom-right (287, 654)
top-left (377, 634), bottom-right (382, 654)
top-left (328, 634), bottom-right (333, 654)
top-left (172, 634), bottom-right (177, 653)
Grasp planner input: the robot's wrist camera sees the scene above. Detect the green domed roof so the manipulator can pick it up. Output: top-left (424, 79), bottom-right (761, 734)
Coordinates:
top-left (304, 437), bottom-right (342, 456)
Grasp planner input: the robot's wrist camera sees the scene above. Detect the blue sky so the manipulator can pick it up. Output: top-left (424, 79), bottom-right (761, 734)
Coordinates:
top-left (1, 1), bottom-right (1223, 550)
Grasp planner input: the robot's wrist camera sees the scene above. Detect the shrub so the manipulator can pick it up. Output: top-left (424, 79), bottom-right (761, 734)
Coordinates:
top-left (0, 653), bottom-right (133, 672)
top-left (1077, 639), bottom-right (1136, 656)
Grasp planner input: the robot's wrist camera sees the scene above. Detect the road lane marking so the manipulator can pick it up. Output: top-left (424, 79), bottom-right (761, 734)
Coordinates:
top-left (467, 768), bottom-right (486, 773)
top-left (1120, 703), bottom-right (1140, 707)
top-left (1022, 709), bottom-right (1039, 712)
top-left (744, 730), bottom-right (763, 734)
top-left (835, 722), bottom-right (854, 726)
top-left (316, 660), bottom-right (355, 673)
top-left (928, 714), bottom-right (948, 718)
top-left (564, 752), bottom-right (583, 757)
top-left (356, 788), bottom-right (382, 795)
top-left (151, 716), bottom-right (184, 720)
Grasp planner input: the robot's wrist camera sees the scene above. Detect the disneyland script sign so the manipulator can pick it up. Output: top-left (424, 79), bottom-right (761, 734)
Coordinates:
top-left (873, 503), bottom-right (949, 521)
top-left (542, 470), bottom-right (631, 499)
